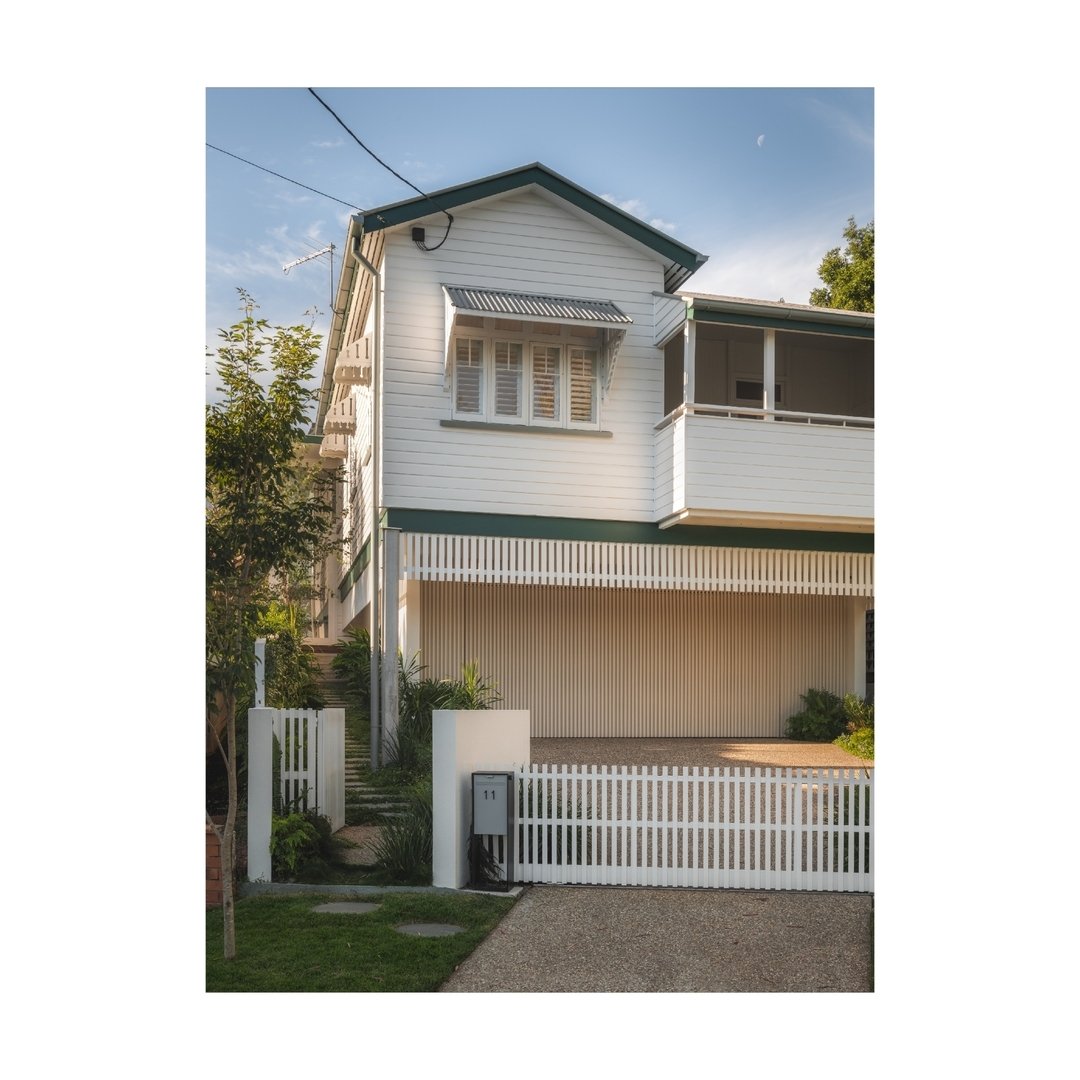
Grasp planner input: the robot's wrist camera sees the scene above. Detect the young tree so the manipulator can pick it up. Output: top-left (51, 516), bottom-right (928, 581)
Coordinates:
top-left (809, 217), bottom-right (874, 313)
top-left (206, 290), bottom-right (337, 958)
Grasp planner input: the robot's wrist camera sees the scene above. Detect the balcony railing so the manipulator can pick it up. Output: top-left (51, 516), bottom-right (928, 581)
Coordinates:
top-left (655, 402), bottom-right (875, 432)
top-left (654, 403), bottom-right (874, 532)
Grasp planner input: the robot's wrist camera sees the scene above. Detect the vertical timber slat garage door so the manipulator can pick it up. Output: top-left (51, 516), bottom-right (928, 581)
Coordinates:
top-left (419, 582), bottom-right (856, 737)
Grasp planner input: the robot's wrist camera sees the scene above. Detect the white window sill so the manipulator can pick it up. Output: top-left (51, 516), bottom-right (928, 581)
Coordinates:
top-left (441, 419), bottom-right (613, 438)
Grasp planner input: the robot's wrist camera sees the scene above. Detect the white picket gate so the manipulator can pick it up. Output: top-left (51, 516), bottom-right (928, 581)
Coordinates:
top-left (271, 708), bottom-right (345, 832)
top-left (490, 764), bottom-right (872, 893)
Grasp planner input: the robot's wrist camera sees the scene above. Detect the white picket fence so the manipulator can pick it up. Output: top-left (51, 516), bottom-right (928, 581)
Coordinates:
top-left (489, 764), bottom-right (872, 893)
top-left (271, 708), bottom-right (346, 832)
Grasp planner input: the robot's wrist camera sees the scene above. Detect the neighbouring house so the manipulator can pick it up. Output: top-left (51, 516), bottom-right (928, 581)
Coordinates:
top-left (308, 162), bottom-right (873, 740)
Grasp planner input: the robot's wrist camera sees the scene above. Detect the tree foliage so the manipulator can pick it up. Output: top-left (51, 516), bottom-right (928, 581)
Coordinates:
top-left (809, 217), bottom-right (874, 313)
top-left (206, 290), bottom-right (338, 958)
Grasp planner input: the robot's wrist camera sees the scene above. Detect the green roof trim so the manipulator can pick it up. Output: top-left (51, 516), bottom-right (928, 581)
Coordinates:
top-left (385, 509), bottom-right (873, 554)
top-left (687, 306), bottom-right (875, 339)
top-left (359, 163), bottom-right (708, 291)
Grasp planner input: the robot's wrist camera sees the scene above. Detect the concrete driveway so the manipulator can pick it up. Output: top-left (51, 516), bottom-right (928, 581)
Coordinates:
top-left (441, 884), bottom-right (873, 993)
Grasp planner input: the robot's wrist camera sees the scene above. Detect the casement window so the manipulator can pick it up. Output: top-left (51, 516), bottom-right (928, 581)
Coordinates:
top-left (451, 327), bottom-right (600, 429)
top-left (733, 375), bottom-right (785, 407)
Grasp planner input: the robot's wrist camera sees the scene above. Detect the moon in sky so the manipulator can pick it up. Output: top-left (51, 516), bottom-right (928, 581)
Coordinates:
top-left (756, 134), bottom-right (765, 148)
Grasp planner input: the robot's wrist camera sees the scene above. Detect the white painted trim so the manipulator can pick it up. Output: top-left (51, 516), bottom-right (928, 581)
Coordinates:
top-left (403, 533), bottom-right (873, 596)
top-left (659, 508), bottom-right (874, 534)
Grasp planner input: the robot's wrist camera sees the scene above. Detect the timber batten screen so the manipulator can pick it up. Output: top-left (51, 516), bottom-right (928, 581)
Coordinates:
top-left (403, 533), bottom-right (873, 596)
top-left (419, 583), bottom-right (863, 738)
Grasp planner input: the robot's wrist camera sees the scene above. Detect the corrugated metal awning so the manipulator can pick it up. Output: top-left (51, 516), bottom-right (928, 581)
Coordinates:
top-left (442, 285), bottom-right (632, 398)
top-left (444, 285), bottom-right (632, 326)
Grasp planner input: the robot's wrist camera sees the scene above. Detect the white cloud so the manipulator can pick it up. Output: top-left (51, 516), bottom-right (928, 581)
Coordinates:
top-left (311, 138), bottom-right (344, 149)
top-left (601, 194), bottom-right (677, 234)
top-left (205, 244), bottom-right (284, 282)
top-left (805, 97), bottom-right (873, 149)
top-left (684, 224), bottom-right (838, 305)
top-left (274, 189), bottom-right (314, 206)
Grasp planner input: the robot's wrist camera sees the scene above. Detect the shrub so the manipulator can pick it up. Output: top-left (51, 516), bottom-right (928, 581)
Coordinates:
top-left (835, 726), bottom-right (875, 760)
top-left (384, 657), bottom-right (501, 778)
top-left (841, 693), bottom-right (874, 732)
top-left (270, 810), bottom-right (335, 880)
top-left (372, 779), bottom-right (433, 884)
top-left (784, 688), bottom-right (848, 741)
top-left (259, 603), bottom-right (326, 709)
top-left (331, 627), bottom-right (373, 717)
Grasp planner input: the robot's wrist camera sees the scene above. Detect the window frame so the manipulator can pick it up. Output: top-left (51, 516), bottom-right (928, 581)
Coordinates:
top-left (450, 320), bottom-right (601, 430)
top-left (731, 372), bottom-right (786, 408)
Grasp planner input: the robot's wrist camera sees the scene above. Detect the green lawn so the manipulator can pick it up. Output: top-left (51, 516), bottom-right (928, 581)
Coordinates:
top-left (206, 891), bottom-right (515, 992)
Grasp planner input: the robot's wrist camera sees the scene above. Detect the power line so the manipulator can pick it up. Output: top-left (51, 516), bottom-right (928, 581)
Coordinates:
top-left (306, 88), bottom-right (454, 251)
top-left (206, 143), bottom-right (363, 212)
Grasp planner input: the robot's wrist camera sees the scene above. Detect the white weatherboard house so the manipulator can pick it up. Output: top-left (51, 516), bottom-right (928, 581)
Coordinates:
top-left (310, 163), bottom-right (873, 741)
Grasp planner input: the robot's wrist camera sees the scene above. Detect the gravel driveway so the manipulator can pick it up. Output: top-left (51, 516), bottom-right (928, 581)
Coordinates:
top-left (445, 740), bottom-right (874, 992)
top-left (440, 884), bottom-right (872, 992)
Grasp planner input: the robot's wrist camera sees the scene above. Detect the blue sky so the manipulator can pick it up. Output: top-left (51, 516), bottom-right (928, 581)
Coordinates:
top-left (206, 87), bottom-right (873, 394)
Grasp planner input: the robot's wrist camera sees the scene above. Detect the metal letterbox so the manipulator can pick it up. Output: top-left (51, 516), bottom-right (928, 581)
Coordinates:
top-left (472, 772), bottom-right (511, 835)
top-left (471, 771), bottom-right (514, 891)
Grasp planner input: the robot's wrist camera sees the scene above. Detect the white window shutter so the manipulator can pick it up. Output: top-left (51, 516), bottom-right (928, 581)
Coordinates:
top-left (532, 345), bottom-right (560, 421)
top-left (569, 347), bottom-right (597, 423)
top-left (454, 339), bottom-right (483, 414)
top-left (494, 341), bottom-right (522, 417)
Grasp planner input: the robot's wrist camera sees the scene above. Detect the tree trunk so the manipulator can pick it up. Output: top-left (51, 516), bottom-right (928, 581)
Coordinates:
top-left (221, 689), bottom-right (238, 960)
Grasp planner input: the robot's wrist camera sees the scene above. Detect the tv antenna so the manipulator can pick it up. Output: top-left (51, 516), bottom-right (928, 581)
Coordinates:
top-left (282, 243), bottom-right (339, 315)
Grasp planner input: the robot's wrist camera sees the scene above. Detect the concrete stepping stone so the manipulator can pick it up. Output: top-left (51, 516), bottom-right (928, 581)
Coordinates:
top-left (395, 923), bottom-right (464, 937)
top-left (312, 901), bottom-right (381, 915)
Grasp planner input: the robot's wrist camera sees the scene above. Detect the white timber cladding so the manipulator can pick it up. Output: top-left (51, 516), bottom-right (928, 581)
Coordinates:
top-left (655, 413), bottom-right (874, 522)
top-left (653, 292), bottom-right (687, 347)
top-left (380, 190), bottom-right (666, 521)
top-left (403, 533), bottom-right (873, 595)
top-left (419, 582), bottom-right (863, 738)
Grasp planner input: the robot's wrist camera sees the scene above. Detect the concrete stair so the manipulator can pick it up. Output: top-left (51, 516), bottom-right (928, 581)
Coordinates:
top-left (308, 642), bottom-right (409, 824)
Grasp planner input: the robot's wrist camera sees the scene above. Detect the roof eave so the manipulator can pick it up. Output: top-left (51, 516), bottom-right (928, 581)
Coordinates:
top-left (359, 162), bottom-right (708, 290)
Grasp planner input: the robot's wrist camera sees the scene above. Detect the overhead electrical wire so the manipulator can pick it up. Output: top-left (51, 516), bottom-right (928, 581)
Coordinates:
top-left (306, 87), bottom-right (454, 252)
top-left (206, 142), bottom-right (363, 212)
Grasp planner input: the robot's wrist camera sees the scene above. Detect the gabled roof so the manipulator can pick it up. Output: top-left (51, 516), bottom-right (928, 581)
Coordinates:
top-left (358, 162), bottom-right (708, 293)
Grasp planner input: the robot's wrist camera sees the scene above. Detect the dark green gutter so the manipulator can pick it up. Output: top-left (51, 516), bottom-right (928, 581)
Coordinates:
top-left (385, 509), bottom-right (873, 554)
top-left (687, 306), bottom-right (875, 340)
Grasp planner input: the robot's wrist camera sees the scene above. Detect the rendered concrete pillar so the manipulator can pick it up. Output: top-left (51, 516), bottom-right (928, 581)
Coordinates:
top-left (432, 710), bottom-right (530, 889)
top-left (246, 708), bottom-right (275, 882)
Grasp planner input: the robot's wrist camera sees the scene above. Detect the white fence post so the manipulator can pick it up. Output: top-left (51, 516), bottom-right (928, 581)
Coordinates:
top-left (432, 710), bottom-right (530, 889)
top-left (247, 707), bottom-right (275, 882)
top-left (319, 708), bottom-right (346, 832)
top-left (254, 638), bottom-right (266, 708)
